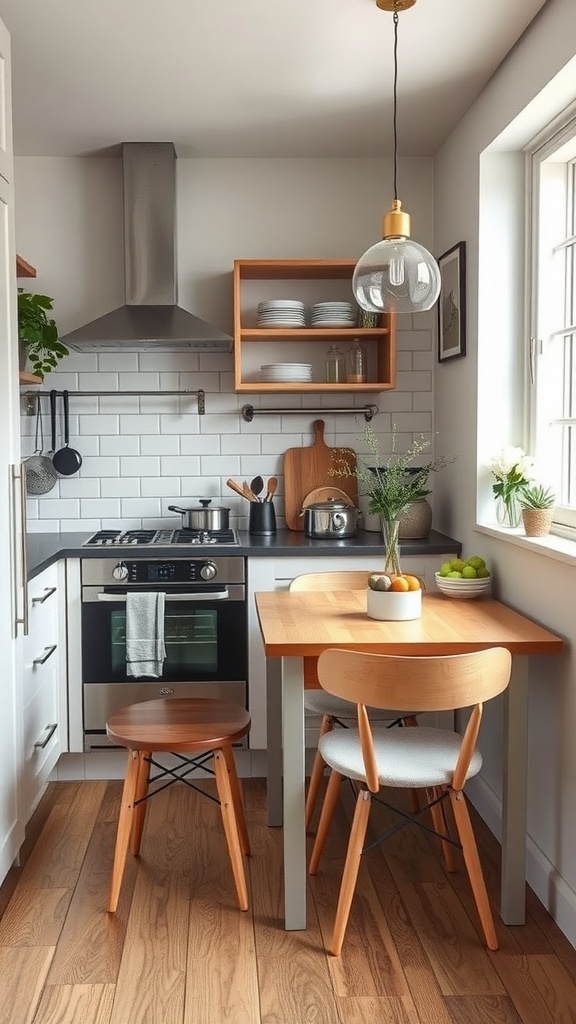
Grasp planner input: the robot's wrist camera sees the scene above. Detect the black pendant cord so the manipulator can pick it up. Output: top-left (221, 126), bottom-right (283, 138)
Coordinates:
top-left (392, 10), bottom-right (399, 202)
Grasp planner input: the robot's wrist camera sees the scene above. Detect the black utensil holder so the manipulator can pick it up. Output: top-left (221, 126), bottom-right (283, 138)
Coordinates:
top-left (249, 501), bottom-right (276, 536)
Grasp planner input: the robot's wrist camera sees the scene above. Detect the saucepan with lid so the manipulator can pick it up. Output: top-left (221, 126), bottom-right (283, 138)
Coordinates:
top-left (301, 498), bottom-right (360, 539)
top-left (168, 500), bottom-right (231, 531)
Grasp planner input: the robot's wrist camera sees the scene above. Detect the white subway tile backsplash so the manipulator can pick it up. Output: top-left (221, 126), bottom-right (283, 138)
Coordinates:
top-left (80, 498), bottom-right (122, 519)
top-left (100, 435), bottom-right (140, 456)
top-left (101, 478), bottom-right (140, 497)
top-left (120, 456), bottom-right (161, 477)
top-left (160, 455), bottom-right (201, 476)
top-left (80, 456), bottom-right (120, 477)
top-left (140, 435), bottom-right (180, 455)
top-left (21, 331), bottom-right (435, 531)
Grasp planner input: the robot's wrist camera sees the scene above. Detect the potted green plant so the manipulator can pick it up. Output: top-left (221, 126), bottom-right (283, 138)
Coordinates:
top-left (17, 289), bottom-right (69, 380)
top-left (518, 483), bottom-right (555, 537)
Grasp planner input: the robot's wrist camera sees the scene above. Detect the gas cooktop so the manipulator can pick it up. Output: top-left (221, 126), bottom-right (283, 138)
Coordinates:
top-left (83, 528), bottom-right (239, 547)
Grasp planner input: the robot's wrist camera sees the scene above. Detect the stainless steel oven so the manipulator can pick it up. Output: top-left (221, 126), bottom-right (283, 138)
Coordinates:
top-left (81, 556), bottom-right (247, 750)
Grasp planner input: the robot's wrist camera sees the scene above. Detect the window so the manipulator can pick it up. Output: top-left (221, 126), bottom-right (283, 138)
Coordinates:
top-left (529, 112), bottom-right (576, 531)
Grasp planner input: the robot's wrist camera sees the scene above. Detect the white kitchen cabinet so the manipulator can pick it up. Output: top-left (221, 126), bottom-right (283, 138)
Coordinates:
top-left (247, 552), bottom-right (453, 750)
top-left (21, 562), bottom-right (68, 820)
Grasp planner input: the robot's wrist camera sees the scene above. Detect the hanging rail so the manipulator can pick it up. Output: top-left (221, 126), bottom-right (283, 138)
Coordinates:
top-left (21, 388), bottom-right (205, 415)
top-left (241, 403), bottom-right (378, 423)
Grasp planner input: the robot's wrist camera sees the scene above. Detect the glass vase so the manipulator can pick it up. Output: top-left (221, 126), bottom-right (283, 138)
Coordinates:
top-left (495, 495), bottom-right (521, 528)
top-left (381, 518), bottom-right (402, 576)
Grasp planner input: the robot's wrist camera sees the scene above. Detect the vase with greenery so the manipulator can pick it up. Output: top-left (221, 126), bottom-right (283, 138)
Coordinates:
top-left (489, 446), bottom-right (535, 528)
top-left (331, 423), bottom-right (454, 575)
top-left (518, 483), bottom-right (555, 537)
top-left (17, 289), bottom-right (69, 380)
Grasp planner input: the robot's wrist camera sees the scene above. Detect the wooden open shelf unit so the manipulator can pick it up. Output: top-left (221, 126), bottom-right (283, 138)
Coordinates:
top-left (233, 259), bottom-right (396, 393)
top-left (16, 255), bottom-right (42, 384)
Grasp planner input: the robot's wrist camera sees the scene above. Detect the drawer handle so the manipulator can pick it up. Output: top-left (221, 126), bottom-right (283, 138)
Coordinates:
top-left (31, 586), bottom-right (57, 605)
top-left (34, 723), bottom-right (58, 749)
top-left (33, 644), bottom-right (57, 666)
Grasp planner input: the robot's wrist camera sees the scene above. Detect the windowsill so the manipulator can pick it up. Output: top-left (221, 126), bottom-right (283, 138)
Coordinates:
top-left (475, 522), bottom-right (576, 567)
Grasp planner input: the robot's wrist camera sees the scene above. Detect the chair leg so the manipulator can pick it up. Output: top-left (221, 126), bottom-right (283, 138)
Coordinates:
top-left (429, 786), bottom-right (457, 873)
top-left (108, 749), bottom-right (141, 913)
top-left (222, 743), bottom-right (250, 856)
top-left (213, 749), bottom-right (249, 911)
top-left (131, 750), bottom-right (151, 855)
top-left (305, 715), bottom-right (335, 831)
top-left (449, 789), bottom-right (498, 950)
top-left (309, 769), bottom-right (343, 875)
top-left (330, 788), bottom-right (372, 956)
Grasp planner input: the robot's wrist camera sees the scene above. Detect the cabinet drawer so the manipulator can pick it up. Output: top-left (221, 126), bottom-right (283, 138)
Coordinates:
top-left (22, 612), bottom-right (59, 707)
top-left (27, 564), bottom-right (59, 633)
top-left (23, 669), bottom-right (60, 777)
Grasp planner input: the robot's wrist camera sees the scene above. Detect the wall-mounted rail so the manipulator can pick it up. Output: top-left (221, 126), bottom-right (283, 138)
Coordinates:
top-left (241, 403), bottom-right (378, 423)
top-left (21, 389), bottom-right (205, 416)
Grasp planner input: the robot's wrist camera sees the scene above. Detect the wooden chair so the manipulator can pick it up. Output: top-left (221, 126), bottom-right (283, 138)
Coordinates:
top-left (106, 697), bottom-right (251, 913)
top-left (308, 647), bottom-right (512, 955)
top-left (290, 571), bottom-right (418, 829)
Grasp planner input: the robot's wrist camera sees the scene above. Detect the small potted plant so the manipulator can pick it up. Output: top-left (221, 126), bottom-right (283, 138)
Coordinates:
top-left (518, 483), bottom-right (556, 537)
top-left (17, 289), bottom-right (69, 380)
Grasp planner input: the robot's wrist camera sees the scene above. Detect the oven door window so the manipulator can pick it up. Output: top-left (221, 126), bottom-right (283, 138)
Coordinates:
top-left (83, 597), bottom-right (246, 683)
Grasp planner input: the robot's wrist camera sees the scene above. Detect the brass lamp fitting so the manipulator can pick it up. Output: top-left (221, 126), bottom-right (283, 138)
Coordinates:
top-left (382, 199), bottom-right (411, 239)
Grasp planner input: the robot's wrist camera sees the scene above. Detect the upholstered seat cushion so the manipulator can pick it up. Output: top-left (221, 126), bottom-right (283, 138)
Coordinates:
top-left (318, 725), bottom-right (483, 788)
top-left (304, 691), bottom-right (410, 721)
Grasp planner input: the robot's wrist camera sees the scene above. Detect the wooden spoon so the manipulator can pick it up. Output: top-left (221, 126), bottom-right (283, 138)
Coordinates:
top-left (226, 478), bottom-right (252, 501)
top-left (265, 477), bottom-right (278, 502)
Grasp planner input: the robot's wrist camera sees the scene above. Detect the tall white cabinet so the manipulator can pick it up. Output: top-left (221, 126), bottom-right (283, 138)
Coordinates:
top-left (0, 16), bottom-right (26, 881)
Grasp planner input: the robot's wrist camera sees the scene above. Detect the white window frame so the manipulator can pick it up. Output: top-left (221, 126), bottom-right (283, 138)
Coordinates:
top-left (527, 108), bottom-right (576, 534)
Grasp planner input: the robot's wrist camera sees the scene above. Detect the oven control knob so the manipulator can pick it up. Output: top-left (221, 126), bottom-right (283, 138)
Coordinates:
top-left (112, 562), bottom-right (129, 581)
top-left (200, 561), bottom-right (217, 581)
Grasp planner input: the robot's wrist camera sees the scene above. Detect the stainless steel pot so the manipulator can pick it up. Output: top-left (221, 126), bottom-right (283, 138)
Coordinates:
top-left (168, 500), bottom-right (230, 531)
top-left (302, 499), bottom-right (359, 539)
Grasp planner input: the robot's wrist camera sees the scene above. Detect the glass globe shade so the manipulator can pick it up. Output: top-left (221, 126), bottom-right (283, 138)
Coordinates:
top-left (353, 236), bottom-right (441, 313)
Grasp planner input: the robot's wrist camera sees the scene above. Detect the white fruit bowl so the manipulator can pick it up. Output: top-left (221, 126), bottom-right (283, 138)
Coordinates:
top-left (435, 572), bottom-right (492, 599)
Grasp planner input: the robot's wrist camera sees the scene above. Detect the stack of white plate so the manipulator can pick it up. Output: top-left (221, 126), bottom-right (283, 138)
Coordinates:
top-left (257, 299), bottom-right (306, 328)
top-left (435, 572), bottom-right (492, 599)
top-left (260, 363), bottom-right (313, 383)
top-left (311, 301), bottom-right (357, 328)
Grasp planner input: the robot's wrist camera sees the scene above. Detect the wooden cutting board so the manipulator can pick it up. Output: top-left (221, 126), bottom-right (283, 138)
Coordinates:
top-left (284, 420), bottom-right (358, 531)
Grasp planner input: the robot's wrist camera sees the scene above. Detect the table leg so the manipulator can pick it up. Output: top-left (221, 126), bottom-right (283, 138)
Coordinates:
top-left (266, 656), bottom-right (283, 827)
top-left (501, 654), bottom-right (528, 924)
top-left (282, 655), bottom-right (307, 930)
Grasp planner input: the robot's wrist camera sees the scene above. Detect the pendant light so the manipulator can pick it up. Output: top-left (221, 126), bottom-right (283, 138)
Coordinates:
top-left (353, 0), bottom-right (441, 314)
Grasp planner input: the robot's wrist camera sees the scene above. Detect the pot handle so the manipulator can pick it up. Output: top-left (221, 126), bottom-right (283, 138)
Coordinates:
top-left (167, 505), bottom-right (187, 514)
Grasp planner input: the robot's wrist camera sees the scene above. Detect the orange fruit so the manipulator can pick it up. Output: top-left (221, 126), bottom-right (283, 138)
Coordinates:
top-left (390, 576), bottom-right (410, 592)
top-left (404, 574), bottom-right (424, 591)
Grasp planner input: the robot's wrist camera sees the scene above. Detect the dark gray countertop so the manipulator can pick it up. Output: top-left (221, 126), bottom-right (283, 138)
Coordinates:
top-left (26, 528), bottom-right (461, 580)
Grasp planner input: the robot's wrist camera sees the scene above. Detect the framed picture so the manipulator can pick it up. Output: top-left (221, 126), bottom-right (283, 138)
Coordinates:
top-left (437, 241), bottom-right (466, 363)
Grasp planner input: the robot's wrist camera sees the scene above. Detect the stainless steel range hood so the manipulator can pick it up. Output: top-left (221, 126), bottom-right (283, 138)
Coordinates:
top-left (62, 142), bottom-right (232, 353)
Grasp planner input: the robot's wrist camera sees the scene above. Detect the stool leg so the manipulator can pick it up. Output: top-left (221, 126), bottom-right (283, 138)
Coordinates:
top-left (109, 749), bottom-right (140, 913)
top-left (305, 715), bottom-right (334, 832)
top-left (222, 743), bottom-right (250, 856)
top-left (131, 751), bottom-right (151, 855)
top-left (213, 749), bottom-right (249, 911)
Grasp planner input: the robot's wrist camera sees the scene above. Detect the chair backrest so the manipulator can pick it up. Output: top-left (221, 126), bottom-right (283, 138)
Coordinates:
top-left (290, 570), bottom-right (370, 592)
top-left (317, 648), bottom-right (512, 713)
top-left (317, 647), bottom-right (512, 793)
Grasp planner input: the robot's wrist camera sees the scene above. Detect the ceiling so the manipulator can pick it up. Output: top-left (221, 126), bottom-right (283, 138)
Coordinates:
top-left (2, 0), bottom-right (548, 159)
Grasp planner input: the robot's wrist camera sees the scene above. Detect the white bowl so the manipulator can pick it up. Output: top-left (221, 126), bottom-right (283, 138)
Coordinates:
top-left (435, 572), bottom-right (492, 599)
top-left (366, 587), bottom-right (422, 620)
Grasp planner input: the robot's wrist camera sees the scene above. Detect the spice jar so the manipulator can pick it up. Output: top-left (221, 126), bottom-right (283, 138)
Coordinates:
top-left (325, 345), bottom-right (346, 383)
top-left (346, 338), bottom-right (367, 383)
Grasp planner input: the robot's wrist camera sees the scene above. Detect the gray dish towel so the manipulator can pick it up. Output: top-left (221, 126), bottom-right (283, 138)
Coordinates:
top-left (125, 591), bottom-right (167, 678)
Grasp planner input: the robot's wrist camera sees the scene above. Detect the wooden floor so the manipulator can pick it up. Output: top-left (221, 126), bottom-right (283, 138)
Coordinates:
top-left (1, 776), bottom-right (576, 1024)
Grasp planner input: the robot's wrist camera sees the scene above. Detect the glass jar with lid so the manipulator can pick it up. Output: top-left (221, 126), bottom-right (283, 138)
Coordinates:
top-left (325, 345), bottom-right (346, 383)
top-left (346, 338), bottom-right (367, 383)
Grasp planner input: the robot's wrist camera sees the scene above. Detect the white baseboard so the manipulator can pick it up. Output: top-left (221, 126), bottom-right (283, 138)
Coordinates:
top-left (467, 775), bottom-right (576, 948)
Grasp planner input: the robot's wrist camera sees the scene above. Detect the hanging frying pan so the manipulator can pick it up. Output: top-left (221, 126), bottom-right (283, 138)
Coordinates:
top-left (52, 390), bottom-right (82, 475)
top-left (24, 396), bottom-right (58, 495)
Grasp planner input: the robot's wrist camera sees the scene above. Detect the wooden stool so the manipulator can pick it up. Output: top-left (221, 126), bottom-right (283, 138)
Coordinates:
top-left (106, 697), bottom-right (251, 913)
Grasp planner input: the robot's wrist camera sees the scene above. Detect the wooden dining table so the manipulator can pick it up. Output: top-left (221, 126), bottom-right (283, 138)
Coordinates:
top-left (254, 589), bottom-right (564, 931)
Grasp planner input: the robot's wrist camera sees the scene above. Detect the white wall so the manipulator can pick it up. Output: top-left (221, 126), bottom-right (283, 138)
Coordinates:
top-left (433, 0), bottom-right (576, 943)
top-left (16, 155), bottom-right (438, 533)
